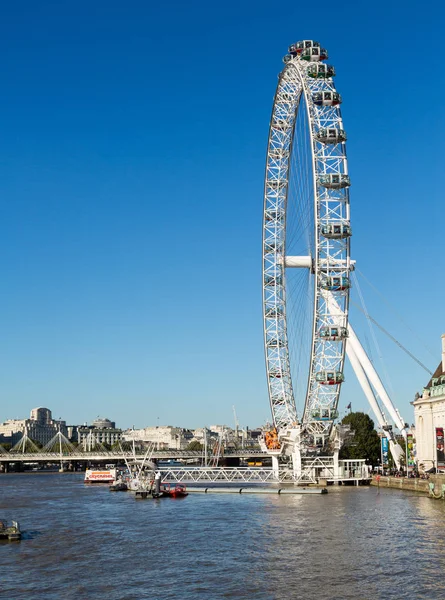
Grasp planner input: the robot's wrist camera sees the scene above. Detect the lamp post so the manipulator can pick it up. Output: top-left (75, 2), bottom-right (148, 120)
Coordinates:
top-left (380, 432), bottom-right (384, 473)
top-left (404, 422), bottom-right (410, 478)
top-left (405, 436), bottom-right (409, 478)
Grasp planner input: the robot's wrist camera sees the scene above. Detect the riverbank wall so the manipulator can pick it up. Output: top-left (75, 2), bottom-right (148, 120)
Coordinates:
top-left (370, 474), bottom-right (445, 495)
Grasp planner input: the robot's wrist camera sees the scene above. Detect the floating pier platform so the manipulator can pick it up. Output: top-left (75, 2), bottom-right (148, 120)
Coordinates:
top-left (186, 487), bottom-right (327, 495)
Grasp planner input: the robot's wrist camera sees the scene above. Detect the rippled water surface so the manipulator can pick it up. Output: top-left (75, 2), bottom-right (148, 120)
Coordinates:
top-left (1, 473), bottom-right (445, 599)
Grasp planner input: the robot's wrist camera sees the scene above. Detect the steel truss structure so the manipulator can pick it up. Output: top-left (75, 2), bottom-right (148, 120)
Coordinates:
top-left (161, 460), bottom-right (369, 485)
top-left (262, 41), bottom-right (350, 447)
top-left (262, 41), bottom-right (408, 469)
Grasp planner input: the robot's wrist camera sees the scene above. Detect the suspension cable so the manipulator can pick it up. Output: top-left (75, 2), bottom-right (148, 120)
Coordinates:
top-left (356, 267), bottom-right (436, 358)
top-left (352, 272), bottom-right (396, 399)
top-left (350, 299), bottom-right (433, 376)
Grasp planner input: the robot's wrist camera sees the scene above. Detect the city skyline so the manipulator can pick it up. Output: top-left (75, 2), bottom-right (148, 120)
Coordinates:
top-left (0, 1), bottom-right (442, 430)
top-left (0, 403), bottom-right (265, 433)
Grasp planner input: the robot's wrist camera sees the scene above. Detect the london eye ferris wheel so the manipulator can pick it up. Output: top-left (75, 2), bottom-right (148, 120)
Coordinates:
top-left (262, 40), bottom-right (352, 452)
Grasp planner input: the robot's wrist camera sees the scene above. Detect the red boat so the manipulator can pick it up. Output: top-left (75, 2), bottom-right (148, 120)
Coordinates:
top-left (161, 483), bottom-right (188, 498)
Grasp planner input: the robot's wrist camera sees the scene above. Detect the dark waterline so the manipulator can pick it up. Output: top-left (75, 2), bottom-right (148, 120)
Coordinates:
top-left (1, 473), bottom-right (445, 599)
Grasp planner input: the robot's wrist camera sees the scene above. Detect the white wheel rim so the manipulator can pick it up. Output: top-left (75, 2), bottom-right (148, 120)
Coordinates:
top-left (262, 43), bottom-right (351, 448)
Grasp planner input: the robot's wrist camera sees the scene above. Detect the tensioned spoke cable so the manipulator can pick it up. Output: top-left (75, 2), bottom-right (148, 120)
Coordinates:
top-left (350, 298), bottom-right (433, 376)
top-left (286, 94), bottom-right (314, 412)
top-left (287, 97), bottom-right (312, 253)
top-left (352, 271), bottom-right (396, 399)
top-left (355, 267), bottom-right (437, 359)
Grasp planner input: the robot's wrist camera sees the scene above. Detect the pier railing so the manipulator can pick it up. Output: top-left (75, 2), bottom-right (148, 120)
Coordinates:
top-left (161, 460), bottom-right (370, 485)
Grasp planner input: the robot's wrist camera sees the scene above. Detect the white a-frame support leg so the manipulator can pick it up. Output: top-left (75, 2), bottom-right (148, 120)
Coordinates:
top-left (346, 324), bottom-right (407, 439)
top-left (346, 342), bottom-right (403, 470)
top-left (326, 292), bottom-right (407, 469)
top-left (326, 292), bottom-right (406, 437)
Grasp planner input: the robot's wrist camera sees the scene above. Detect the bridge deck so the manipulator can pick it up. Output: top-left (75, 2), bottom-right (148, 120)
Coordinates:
top-left (0, 450), bottom-right (268, 462)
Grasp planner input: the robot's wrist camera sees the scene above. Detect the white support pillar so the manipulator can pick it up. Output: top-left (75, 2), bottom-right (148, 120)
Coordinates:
top-left (346, 343), bottom-right (402, 470)
top-left (346, 343), bottom-right (387, 430)
top-left (333, 449), bottom-right (340, 479)
top-left (326, 291), bottom-right (407, 437)
top-left (272, 455), bottom-right (280, 480)
top-left (292, 447), bottom-right (302, 479)
top-left (347, 324), bottom-right (407, 438)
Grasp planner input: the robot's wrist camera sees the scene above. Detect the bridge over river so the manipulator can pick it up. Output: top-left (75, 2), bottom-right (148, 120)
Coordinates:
top-left (0, 448), bottom-right (269, 465)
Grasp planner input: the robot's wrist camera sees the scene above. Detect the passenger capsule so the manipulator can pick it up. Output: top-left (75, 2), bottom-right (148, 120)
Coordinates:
top-left (318, 174), bottom-right (350, 189)
top-left (320, 276), bottom-right (351, 291)
top-left (316, 128), bottom-right (347, 144)
top-left (300, 47), bottom-right (328, 62)
top-left (312, 91), bottom-right (342, 106)
top-left (315, 371), bottom-right (345, 385)
top-left (267, 338), bottom-right (285, 348)
top-left (311, 408), bottom-right (339, 420)
top-left (318, 326), bottom-right (348, 341)
top-left (265, 307), bottom-right (284, 318)
top-left (307, 63), bottom-right (335, 78)
top-left (289, 40), bottom-right (321, 55)
top-left (321, 223), bottom-right (352, 239)
top-left (283, 54), bottom-right (293, 63)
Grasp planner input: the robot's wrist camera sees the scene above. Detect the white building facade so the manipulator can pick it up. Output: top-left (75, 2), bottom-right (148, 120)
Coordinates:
top-left (123, 426), bottom-right (193, 450)
top-left (78, 418), bottom-right (122, 449)
top-left (0, 407), bottom-right (67, 446)
top-left (413, 334), bottom-right (445, 472)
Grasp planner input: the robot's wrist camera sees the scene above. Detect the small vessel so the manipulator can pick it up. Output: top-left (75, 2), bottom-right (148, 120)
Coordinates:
top-left (135, 490), bottom-right (162, 500)
top-left (134, 479), bottom-right (188, 500)
top-left (84, 468), bottom-right (117, 484)
top-left (0, 520), bottom-right (21, 541)
top-left (109, 480), bottom-right (128, 492)
top-left (161, 483), bottom-right (188, 498)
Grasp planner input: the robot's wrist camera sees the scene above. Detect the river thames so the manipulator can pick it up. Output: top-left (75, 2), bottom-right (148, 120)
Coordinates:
top-left (1, 473), bottom-right (445, 599)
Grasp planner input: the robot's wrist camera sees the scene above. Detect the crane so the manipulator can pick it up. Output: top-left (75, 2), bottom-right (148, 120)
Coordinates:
top-left (232, 405), bottom-right (239, 435)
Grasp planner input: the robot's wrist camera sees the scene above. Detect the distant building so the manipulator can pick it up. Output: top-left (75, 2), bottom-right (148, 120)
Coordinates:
top-left (192, 427), bottom-right (217, 443)
top-left (208, 424), bottom-right (227, 435)
top-left (0, 407), bottom-right (67, 447)
top-left (0, 419), bottom-right (27, 446)
top-left (66, 425), bottom-right (79, 443)
top-left (123, 426), bottom-right (194, 450)
top-left (413, 334), bottom-right (445, 471)
top-left (191, 426), bottom-right (262, 450)
top-left (78, 417), bottom-right (122, 449)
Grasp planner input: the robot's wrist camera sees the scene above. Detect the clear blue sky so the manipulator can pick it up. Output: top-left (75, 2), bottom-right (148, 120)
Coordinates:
top-left (0, 1), bottom-right (443, 430)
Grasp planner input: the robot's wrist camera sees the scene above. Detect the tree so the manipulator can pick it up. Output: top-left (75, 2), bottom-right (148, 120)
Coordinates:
top-left (339, 412), bottom-right (381, 466)
top-left (187, 440), bottom-right (203, 451)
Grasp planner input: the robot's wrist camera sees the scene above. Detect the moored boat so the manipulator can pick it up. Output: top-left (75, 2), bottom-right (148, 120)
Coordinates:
top-left (161, 483), bottom-right (188, 498)
top-left (133, 481), bottom-right (188, 499)
top-left (84, 468), bottom-right (117, 484)
top-left (109, 481), bottom-right (128, 492)
top-left (0, 520), bottom-right (21, 541)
